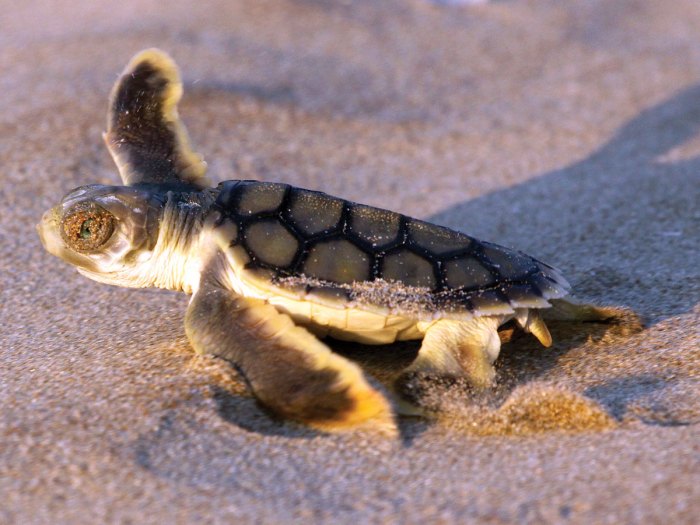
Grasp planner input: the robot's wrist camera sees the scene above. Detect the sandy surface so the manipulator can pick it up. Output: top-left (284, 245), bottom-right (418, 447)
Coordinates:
top-left (1, 0), bottom-right (699, 523)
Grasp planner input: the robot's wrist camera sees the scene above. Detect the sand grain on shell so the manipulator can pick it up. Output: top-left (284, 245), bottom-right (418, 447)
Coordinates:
top-left (2, 0), bottom-right (700, 523)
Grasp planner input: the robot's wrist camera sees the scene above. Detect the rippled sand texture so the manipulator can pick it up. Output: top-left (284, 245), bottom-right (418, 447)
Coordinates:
top-left (1, 1), bottom-right (699, 523)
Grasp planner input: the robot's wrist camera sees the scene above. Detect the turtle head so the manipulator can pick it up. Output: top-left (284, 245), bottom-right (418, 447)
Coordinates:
top-left (39, 49), bottom-right (212, 291)
top-left (37, 184), bottom-right (164, 287)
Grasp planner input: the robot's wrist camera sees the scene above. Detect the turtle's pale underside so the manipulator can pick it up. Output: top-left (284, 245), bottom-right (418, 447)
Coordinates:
top-left (38, 50), bottom-right (629, 432)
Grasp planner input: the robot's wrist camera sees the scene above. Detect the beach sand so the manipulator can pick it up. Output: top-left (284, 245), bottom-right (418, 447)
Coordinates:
top-left (1, 0), bottom-right (698, 522)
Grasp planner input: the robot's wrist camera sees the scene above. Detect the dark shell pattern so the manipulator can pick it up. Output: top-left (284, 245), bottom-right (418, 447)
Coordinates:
top-left (211, 181), bottom-right (569, 316)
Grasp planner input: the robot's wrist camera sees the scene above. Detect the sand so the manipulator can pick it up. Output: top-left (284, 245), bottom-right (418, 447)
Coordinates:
top-left (1, 0), bottom-right (699, 523)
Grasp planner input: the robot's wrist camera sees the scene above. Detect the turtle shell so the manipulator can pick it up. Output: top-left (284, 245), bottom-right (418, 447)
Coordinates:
top-left (210, 180), bottom-right (569, 318)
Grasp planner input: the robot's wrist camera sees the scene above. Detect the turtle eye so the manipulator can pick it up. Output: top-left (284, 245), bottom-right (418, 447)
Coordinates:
top-left (61, 206), bottom-right (116, 252)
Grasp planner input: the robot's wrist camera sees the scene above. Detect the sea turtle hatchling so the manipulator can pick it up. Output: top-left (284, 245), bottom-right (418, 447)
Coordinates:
top-left (38, 49), bottom-right (628, 432)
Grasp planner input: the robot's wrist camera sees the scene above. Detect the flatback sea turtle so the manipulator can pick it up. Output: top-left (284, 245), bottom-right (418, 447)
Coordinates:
top-left (38, 49), bottom-right (628, 432)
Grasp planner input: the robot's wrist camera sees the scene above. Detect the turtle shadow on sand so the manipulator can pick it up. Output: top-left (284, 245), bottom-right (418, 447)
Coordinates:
top-left (430, 83), bottom-right (700, 325)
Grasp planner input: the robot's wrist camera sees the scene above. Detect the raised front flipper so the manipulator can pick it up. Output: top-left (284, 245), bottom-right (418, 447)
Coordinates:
top-left (105, 49), bottom-right (211, 189)
top-left (185, 277), bottom-right (395, 433)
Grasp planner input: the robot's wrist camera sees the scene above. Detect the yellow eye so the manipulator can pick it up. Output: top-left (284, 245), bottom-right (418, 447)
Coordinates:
top-left (61, 206), bottom-right (115, 252)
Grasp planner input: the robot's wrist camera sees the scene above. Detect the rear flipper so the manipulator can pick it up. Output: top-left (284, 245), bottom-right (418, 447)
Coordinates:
top-left (399, 316), bottom-right (502, 391)
top-left (392, 316), bottom-right (504, 417)
top-left (394, 298), bottom-right (642, 415)
top-left (544, 298), bottom-right (644, 334)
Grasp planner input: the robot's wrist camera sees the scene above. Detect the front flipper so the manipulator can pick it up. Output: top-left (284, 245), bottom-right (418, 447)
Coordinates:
top-left (105, 49), bottom-right (211, 189)
top-left (185, 281), bottom-right (395, 433)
